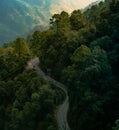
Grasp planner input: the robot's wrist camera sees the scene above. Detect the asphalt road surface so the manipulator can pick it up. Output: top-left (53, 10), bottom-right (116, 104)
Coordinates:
top-left (28, 58), bottom-right (70, 130)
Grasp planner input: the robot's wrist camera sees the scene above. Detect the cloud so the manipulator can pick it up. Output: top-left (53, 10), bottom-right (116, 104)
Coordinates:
top-left (50, 0), bottom-right (101, 14)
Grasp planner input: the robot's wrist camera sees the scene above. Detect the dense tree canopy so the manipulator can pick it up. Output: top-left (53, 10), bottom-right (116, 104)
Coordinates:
top-left (1, 0), bottom-right (119, 130)
top-left (0, 43), bottom-right (64, 130)
top-left (29, 0), bottom-right (119, 130)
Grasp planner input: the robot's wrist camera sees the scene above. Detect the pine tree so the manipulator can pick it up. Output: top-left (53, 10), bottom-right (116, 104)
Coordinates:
top-left (14, 38), bottom-right (30, 57)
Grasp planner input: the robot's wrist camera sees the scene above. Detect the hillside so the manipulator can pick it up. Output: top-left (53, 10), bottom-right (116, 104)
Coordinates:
top-left (0, 0), bottom-right (119, 130)
top-left (0, 0), bottom-right (51, 44)
top-left (0, 0), bottom-right (99, 44)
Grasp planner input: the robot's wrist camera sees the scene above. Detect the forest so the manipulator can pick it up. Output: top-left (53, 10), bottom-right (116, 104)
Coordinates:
top-left (0, 0), bottom-right (119, 130)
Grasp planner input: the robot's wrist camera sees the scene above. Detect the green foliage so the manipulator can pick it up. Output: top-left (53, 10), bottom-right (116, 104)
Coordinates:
top-left (113, 119), bottom-right (119, 130)
top-left (29, 0), bottom-right (119, 130)
top-left (0, 46), bottom-right (4, 55)
top-left (1, 0), bottom-right (119, 130)
top-left (0, 48), bottom-right (60, 130)
top-left (109, 0), bottom-right (119, 13)
top-left (14, 38), bottom-right (30, 57)
top-left (90, 36), bottom-right (113, 51)
top-left (70, 10), bottom-right (85, 30)
top-left (50, 11), bottom-right (70, 32)
top-left (71, 45), bottom-right (91, 63)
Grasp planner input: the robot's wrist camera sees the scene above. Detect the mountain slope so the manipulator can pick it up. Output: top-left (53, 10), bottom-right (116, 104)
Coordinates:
top-left (0, 0), bottom-right (51, 44)
top-left (0, 0), bottom-right (98, 44)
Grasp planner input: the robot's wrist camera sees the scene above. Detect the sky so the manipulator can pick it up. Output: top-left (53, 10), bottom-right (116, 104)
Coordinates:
top-left (50, 0), bottom-right (103, 14)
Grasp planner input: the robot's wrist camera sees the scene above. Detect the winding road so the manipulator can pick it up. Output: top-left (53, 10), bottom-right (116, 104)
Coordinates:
top-left (27, 58), bottom-right (70, 130)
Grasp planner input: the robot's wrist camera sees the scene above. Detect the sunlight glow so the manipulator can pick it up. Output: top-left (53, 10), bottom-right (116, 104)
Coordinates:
top-left (50, 0), bottom-right (103, 14)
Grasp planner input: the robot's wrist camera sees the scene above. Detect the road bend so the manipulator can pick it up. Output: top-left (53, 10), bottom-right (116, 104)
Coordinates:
top-left (27, 58), bottom-right (70, 130)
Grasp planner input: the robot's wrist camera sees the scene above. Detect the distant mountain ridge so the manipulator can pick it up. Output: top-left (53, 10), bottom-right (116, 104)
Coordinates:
top-left (0, 0), bottom-right (99, 44)
top-left (0, 0), bottom-right (51, 44)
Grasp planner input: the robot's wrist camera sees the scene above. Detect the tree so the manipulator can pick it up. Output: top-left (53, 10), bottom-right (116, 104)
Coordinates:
top-left (90, 36), bottom-right (113, 51)
top-left (14, 38), bottom-right (30, 57)
top-left (50, 11), bottom-right (70, 33)
top-left (0, 46), bottom-right (4, 56)
top-left (50, 13), bottom-right (61, 33)
top-left (71, 45), bottom-right (91, 63)
top-left (109, 0), bottom-right (119, 13)
top-left (70, 10), bottom-right (84, 30)
top-left (113, 119), bottom-right (119, 130)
